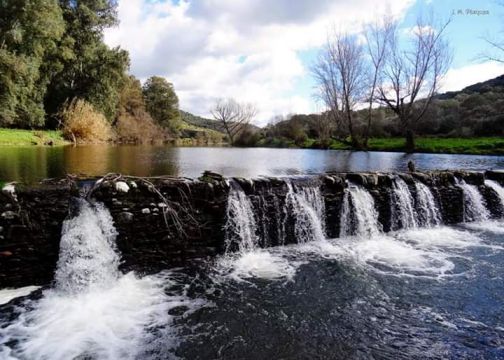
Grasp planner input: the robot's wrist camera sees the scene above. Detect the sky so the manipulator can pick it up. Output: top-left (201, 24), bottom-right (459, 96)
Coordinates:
top-left (105, 0), bottom-right (504, 126)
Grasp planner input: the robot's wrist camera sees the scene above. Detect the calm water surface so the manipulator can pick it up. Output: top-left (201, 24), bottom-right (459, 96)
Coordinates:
top-left (1, 145), bottom-right (504, 182)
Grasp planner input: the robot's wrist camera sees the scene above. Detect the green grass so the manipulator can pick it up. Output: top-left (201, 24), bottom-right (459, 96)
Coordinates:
top-left (366, 137), bottom-right (504, 155)
top-left (0, 128), bottom-right (69, 146)
top-left (296, 137), bottom-right (504, 155)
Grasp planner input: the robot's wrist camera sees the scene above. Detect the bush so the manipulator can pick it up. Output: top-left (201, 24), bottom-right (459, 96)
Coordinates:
top-left (115, 111), bottom-right (165, 143)
top-left (60, 99), bottom-right (113, 143)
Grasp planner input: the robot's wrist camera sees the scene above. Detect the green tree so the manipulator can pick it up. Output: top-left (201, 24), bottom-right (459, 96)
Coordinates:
top-left (142, 76), bottom-right (181, 132)
top-left (0, 0), bottom-right (65, 127)
top-left (44, 0), bottom-right (129, 126)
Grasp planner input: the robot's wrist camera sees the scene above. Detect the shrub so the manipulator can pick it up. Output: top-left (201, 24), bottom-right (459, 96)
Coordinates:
top-left (115, 111), bottom-right (165, 143)
top-left (60, 99), bottom-right (113, 143)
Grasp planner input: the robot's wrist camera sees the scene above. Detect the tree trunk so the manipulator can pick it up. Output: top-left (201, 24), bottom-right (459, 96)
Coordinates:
top-left (405, 129), bottom-right (415, 153)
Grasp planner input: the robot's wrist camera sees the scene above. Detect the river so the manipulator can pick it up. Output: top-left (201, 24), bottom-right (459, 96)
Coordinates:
top-left (1, 145), bottom-right (504, 182)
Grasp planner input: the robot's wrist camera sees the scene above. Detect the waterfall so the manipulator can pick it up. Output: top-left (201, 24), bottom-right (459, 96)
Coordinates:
top-left (390, 177), bottom-right (418, 230)
top-left (225, 181), bottom-right (259, 253)
top-left (340, 183), bottom-right (381, 237)
top-left (0, 199), bottom-right (190, 360)
top-left (284, 180), bottom-right (326, 243)
top-left (414, 182), bottom-right (442, 227)
top-left (485, 180), bottom-right (504, 209)
top-left (55, 199), bottom-right (120, 294)
top-left (456, 179), bottom-right (490, 222)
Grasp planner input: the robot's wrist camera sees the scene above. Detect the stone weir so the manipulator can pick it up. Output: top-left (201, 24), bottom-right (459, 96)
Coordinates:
top-left (1, 170), bottom-right (504, 288)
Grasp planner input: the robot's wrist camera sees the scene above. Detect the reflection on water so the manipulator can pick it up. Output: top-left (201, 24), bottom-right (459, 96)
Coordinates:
top-left (1, 145), bottom-right (504, 183)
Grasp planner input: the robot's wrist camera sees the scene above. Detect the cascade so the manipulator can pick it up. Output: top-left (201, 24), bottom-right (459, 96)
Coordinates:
top-left (414, 181), bottom-right (442, 227)
top-left (485, 180), bottom-right (504, 210)
top-left (390, 177), bottom-right (418, 230)
top-left (456, 179), bottom-right (490, 222)
top-left (284, 180), bottom-right (326, 243)
top-left (340, 183), bottom-right (382, 237)
top-left (55, 199), bottom-right (120, 294)
top-left (0, 199), bottom-right (179, 360)
top-left (224, 181), bottom-right (260, 253)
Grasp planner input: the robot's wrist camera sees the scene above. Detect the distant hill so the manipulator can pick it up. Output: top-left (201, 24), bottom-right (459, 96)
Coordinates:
top-left (180, 110), bottom-right (223, 132)
top-left (180, 110), bottom-right (261, 132)
top-left (436, 74), bottom-right (504, 100)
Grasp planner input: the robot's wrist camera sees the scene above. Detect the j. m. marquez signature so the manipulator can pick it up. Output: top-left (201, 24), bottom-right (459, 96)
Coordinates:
top-left (452, 9), bottom-right (490, 16)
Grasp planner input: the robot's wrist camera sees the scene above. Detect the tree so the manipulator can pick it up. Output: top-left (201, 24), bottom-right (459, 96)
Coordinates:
top-left (0, 0), bottom-right (65, 127)
top-left (44, 0), bottom-right (129, 126)
top-left (313, 31), bottom-right (366, 148)
top-left (115, 76), bottom-right (165, 143)
top-left (377, 16), bottom-right (452, 152)
top-left (142, 76), bottom-right (181, 133)
top-left (363, 16), bottom-right (394, 148)
top-left (480, 2), bottom-right (504, 63)
top-left (210, 98), bottom-right (257, 145)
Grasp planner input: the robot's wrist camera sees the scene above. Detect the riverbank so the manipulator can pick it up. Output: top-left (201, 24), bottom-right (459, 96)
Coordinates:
top-left (0, 129), bottom-right (69, 146)
top-left (259, 137), bottom-right (504, 155)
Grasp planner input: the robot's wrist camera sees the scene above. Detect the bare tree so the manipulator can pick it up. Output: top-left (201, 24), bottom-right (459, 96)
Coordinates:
top-left (210, 98), bottom-right (257, 145)
top-left (363, 16), bottom-right (394, 148)
top-left (313, 31), bottom-right (367, 148)
top-left (377, 16), bottom-right (452, 152)
top-left (480, 2), bottom-right (504, 63)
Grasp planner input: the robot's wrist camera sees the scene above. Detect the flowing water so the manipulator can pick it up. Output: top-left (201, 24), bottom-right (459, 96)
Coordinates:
top-left (390, 177), bottom-right (418, 230)
top-left (414, 181), bottom-right (442, 227)
top-left (0, 201), bottom-right (206, 360)
top-left (340, 183), bottom-right (382, 237)
top-left (456, 179), bottom-right (491, 222)
top-left (486, 179), bottom-right (504, 208)
top-left (1, 180), bottom-right (504, 359)
top-left (284, 180), bottom-right (326, 243)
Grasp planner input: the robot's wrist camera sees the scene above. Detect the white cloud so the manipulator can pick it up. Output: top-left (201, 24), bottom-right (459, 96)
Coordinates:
top-left (105, 0), bottom-right (415, 125)
top-left (441, 61), bottom-right (504, 93)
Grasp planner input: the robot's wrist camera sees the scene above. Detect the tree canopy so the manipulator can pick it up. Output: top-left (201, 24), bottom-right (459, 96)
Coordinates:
top-left (142, 76), bottom-right (181, 132)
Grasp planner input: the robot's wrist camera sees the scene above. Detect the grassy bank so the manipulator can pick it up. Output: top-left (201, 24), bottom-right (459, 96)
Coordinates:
top-left (260, 137), bottom-right (504, 155)
top-left (366, 137), bottom-right (504, 155)
top-left (0, 129), bottom-right (69, 146)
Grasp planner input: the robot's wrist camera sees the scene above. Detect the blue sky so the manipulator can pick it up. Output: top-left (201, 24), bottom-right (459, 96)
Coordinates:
top-left (105, 0), bottom-right (504, 125)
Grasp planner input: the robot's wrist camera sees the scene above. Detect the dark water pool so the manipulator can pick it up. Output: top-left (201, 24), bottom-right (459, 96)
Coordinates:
top-left (1, 145), bottom-right (504, 182)
top-left (171, 224), bottom-right (504, 360)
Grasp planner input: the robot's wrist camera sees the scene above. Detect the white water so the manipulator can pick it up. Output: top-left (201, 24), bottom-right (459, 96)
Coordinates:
top-left (285, 180), bottom-right (326, 243)
top-left (0, 201), bottom-right (204, 360)
top-left (55, 200), bottom-right (120, 294)
top-left (225, 182), bottom-right (259, 252)
top-left (485, 180), bottom-right (504, 209)
top-left (414, 182), bottom-right (442, 227)
top-left (456, 179), bottom-right (490, 222)
top-left (340, 184), bottom-right (381, 237)
top-left (0, 286), bottom-right (40, 306)
top-left (221, 182), bottom-right (295, 280)
top-left (390, 177), bottom-right (418, 230)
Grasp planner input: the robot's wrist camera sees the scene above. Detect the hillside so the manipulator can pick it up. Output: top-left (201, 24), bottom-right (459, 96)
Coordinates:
top-left (436, 74), bottom-right (504, 100)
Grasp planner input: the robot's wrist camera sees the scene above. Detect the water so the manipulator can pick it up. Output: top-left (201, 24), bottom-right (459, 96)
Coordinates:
top-left (340, 183), bottom-right (382, 237)
top-left (390, 177), bottom-right (418, 230)
top-left (224, 182), bottom-right (259, 253)
top-left (456, 179), bottom-right (491, 222)
top-left (1, 145), bottom-right (504, 183)
top-left (284, 180), bottom-right (326, 243)
top-left (486, 179), bottom-right (504, 208)
top-left (1, 178), bottom-right (504, 359)
top-left (0, 200), bottom-right (205, 360)
top-left (415, 181), bottom-right (442, 227)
